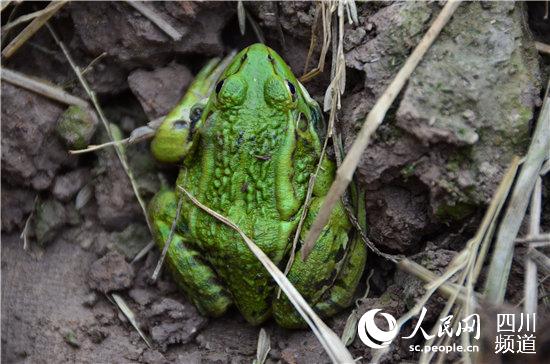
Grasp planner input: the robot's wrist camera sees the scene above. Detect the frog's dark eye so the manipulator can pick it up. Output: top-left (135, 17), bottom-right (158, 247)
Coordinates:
top-left (286, 80), bottom-right (296, 96)
top-left (215, 80), bottom-right (224, 94)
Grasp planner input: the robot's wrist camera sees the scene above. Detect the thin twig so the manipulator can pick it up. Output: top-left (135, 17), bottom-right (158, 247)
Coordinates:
top-left (47, 23), bottom-right (153, 233)
top-left (151, 192), bottom-right (184, 281)
top-left (69, 138), bottom-right (130, 154)
top-left (300, 2), bottom-right (334, 83)
top-left (20, 196), bottom-right (39, 251)
top-left (126, 1), bottom-right (182, 41)
top-left (516, 234), bottom-right (550, 244)
top-left (303, 0), bottom-right (463, 259)
top-left (1, 68), bottom-right (89, 108)
top-left (1, 1), bottom-right (68, 59)
top-left (484, 79), bottom-right (550, 303)
top-left (111, 293), bottom-right (152, 348)
top-left (2, 6), bottom-right (59, 32)
top-left (535, 41), bottom-right (550, 55)
top-left (177, 185), bottom-right (354, 363)
top-left (131, 241), bottom-right (155, 264)
top-left (398, 259), bottom-right (476, 304)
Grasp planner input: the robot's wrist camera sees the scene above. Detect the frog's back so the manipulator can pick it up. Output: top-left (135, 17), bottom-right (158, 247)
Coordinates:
top-left (175, 43), bottom-right (320, 324)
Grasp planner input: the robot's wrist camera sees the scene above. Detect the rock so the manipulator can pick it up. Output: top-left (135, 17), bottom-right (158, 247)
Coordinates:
top-left (85, 325), bottom-right (109, 344)
top-left (94, 124), bottom-right (142, 230)
top-left (82, 292), bottom-right (99, 308)
top-left (110, 224), bottom-right (150, 260)
top-left (1, 83), bottom-right (75, 190)
top-left (70, 2), bottom-right (233, 68)
top-left (346, 2), bottom-right (433, 95)
top-left (395, 1), bottom-right (540, 218)
top-left (341, 2), bottom-right (540, 254)
top-left (128, 288), bottom-right (155, 306)
top-left (56, 106), bottom-right (98, 150)
top-left (33, 198), bottom-right (79, 245)
top-left (141, 349), bottom-right (168, 364)
top-left (1, 184), bottom-right (34, 232)
top-left (365, 185), bottom-right (431, 253)
top-left (88, 251), bottom-right (135, 293)
top-left (51, 168), bottom-right (90, 202)
top-left (146, 298), bottom-right (207, 350)
top-left (128, 62), bottom-right (193, 119)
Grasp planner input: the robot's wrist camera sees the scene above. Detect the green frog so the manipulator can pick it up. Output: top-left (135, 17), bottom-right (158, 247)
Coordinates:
top-left (148, 43), bottom-right (366, 328)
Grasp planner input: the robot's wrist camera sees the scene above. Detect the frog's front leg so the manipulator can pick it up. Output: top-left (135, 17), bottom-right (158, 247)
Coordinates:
top-left (272, 197), bottom-right (366, 329)
top-left (149, 189), bottom-right (232, 317)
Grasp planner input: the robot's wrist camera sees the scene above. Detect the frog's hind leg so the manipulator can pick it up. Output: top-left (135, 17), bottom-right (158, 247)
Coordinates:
top-left (272, 198), bottom-right (366, 329)
top-left (149, 189), bottom-right (232, 317)
top-left (310, 235), bottom-right (366, 318)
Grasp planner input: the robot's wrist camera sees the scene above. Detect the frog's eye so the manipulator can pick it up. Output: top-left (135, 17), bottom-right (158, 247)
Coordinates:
top-left (264, 76), bottom-right (296, 109)
top-left (286, 80), bottom-right (298, 103)
top-left (216, 76), bottom-right (247, 107)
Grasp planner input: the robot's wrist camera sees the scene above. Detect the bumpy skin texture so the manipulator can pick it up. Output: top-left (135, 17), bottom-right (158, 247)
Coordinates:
top-left (149, 44), bottom-right (366, 328)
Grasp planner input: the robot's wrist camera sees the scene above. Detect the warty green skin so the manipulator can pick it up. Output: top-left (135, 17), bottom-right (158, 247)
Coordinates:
top-left (148, 43), bottom-right (366, 328)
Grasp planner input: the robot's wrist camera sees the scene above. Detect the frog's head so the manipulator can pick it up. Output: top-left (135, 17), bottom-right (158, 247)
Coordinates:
top-left (212, 43), bottom-right (317, 121)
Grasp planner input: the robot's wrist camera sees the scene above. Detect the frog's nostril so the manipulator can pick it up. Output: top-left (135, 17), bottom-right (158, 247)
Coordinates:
top-left (172, 120), bottom-right (187, 130)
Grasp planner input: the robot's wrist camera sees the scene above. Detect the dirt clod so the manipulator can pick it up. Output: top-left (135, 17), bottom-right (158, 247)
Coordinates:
top-left (52, 168), bottom-right (91, 202)
top-left (88, 252), bottom-right (135, 293)
top-left (128, 62), bottom-right (193, 120)
top-left (146, 298), bottom-right (207, 351)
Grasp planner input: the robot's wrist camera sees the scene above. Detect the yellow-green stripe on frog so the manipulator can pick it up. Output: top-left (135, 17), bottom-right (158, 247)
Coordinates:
top-left (148, 43), bottom-right (367, 328)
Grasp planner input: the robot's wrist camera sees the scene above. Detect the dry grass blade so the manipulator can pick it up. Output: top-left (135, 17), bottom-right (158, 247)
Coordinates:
top-left (516, 234), bottom-right (550, 244)
top-left (2, 68), bottom-right (89, 108)
top-left (535, 41), bottom-right (550, 55)
top-left (237, 1), bottom-right (245, 35)
top-left (126, 1), bottom-right (182, 41)
top-left (524, 177), bottom-right (542, 313)
top-left (303, 0), bottom-right (463, 257)
top-left (177, 185), bottom-right (354, 363)
top-left (398, 259), bottom-right (472, 304)
top-left (20, 195), bottom-right (38, 251)
top-left (47, 23), bottom-right (153, 233)
top-left (1, 1), bottom-right (67, 59)
top-left (69, 138), bottom-right (129, 154)
top-left (111, 293), bottom-right (152, 348)
top-left (484, 79), bottom-right (550, 303)
top-left (131, 241), bottom-right (155, 264)
top-left (253, 328), bottom-right (271, 364)
top-left (396, 157), bottom-right (520, 364)
top-left (69, 123), bottom-right (160, 154)
top-left (300, 2), bottom-right (334, 83)
top-left (1, 1), bottom-right (12, 12)
top-left (2, 6), bottom-right (60, 32)
top-left (151, 192), bottom-right (184, 281)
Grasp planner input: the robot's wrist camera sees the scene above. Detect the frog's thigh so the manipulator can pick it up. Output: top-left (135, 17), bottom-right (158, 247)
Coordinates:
top-left (272, 199), bottom-right (366, 329)
top-left (149, 189), bottom-right (232, 317)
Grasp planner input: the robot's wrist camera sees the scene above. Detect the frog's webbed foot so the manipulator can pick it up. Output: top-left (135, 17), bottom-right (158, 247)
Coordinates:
top-left (149, 189), bottom-right (232, 317)
top-left (272, 197), bottom-right (366, 329)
